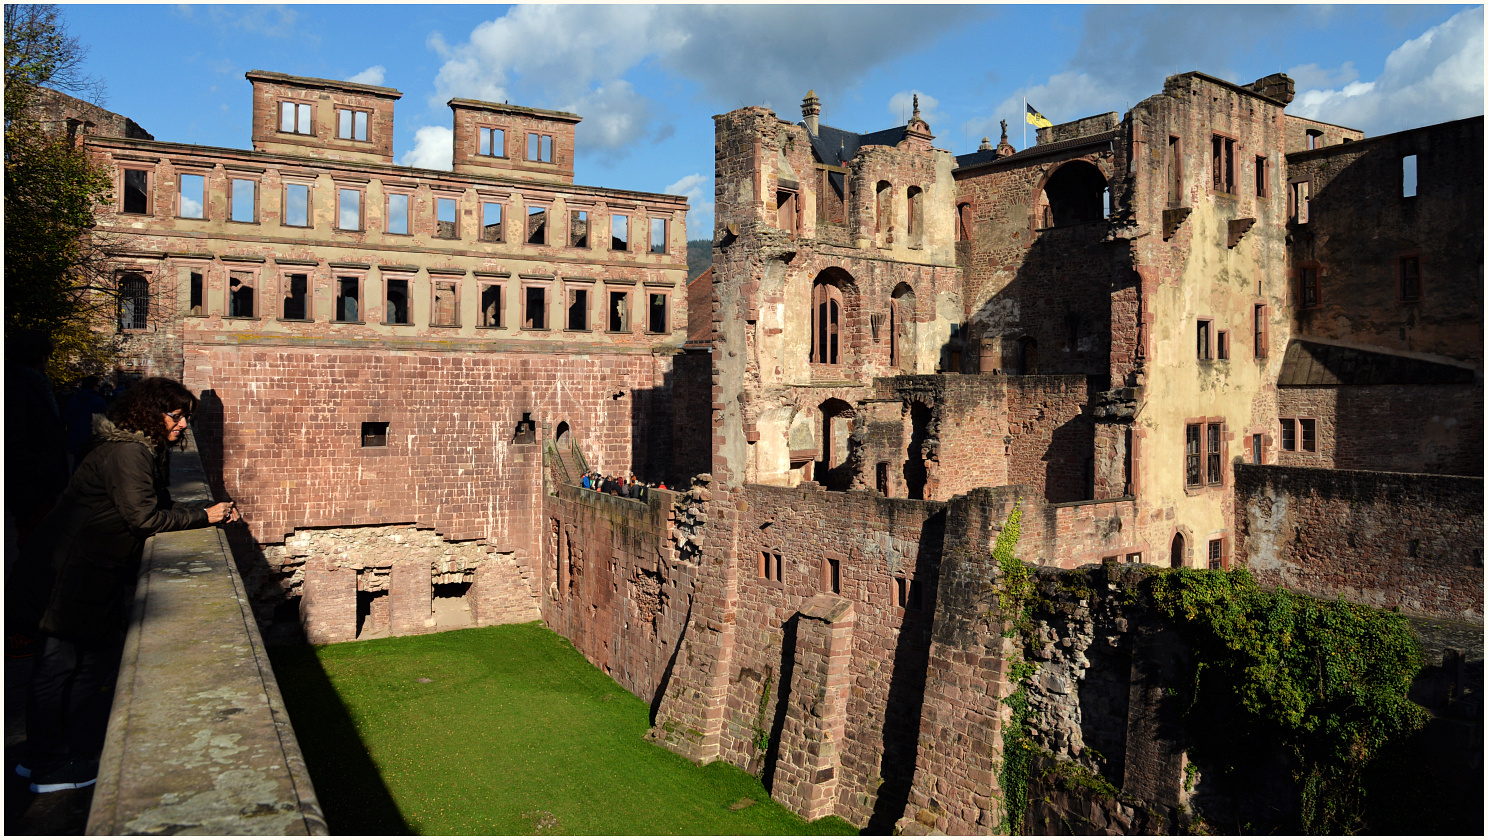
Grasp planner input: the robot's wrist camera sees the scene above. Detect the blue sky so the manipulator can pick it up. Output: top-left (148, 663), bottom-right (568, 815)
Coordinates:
top-left (61, 4), bottom-right (1483, 237)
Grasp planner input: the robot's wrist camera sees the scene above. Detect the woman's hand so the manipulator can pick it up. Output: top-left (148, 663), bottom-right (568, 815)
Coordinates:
top-left (205, 502), bottom-right (239, 524)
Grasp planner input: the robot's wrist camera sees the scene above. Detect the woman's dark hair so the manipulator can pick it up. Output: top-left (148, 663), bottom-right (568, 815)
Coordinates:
top-left (106, 377), bottom-right (199, 448)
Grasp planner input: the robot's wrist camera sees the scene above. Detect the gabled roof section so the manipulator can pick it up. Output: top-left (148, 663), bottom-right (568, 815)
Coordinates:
top-left (801, 122), bottom-right (910, 168)
top-left (1278, 340), bottom-right (1478, 386)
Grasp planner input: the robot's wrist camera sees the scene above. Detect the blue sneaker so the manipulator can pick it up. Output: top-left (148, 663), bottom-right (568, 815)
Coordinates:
top-left (28, 758), bottom-right (97, 793)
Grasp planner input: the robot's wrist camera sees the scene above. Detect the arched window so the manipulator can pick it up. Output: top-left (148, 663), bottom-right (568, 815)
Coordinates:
top-left (906, 186), bottom-right (924, 245)
top-left (875, 181), bottom-right (892, 235)
top-left (1041, 161), bottom-right (1107, 227)
top-left (811, 280), bottom-right (845, 366)
top-left (890, 283), bottom-right (915, 372)
top-left (956, 202), bottom-right (972, 241)
top-left (119, 274), bottom-right (149, 330)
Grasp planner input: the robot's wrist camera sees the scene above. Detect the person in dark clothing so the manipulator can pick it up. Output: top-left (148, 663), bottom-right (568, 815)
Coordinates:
top-left (5, 330), bottom-right (70, 544)
top-left (15, 378), bottom-right (237, 793)
top-left (62, 376), bottom-right (108, 470)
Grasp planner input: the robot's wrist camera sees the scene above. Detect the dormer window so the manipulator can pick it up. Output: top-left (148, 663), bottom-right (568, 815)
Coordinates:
top-left (479, 127), bottom-right (505, 158)
top-left (279, 102), bottom-right (313, 135)
top-left (527, 133), bottom-right (553, 163)
top-left (337, 108), bottom-right (369, 142)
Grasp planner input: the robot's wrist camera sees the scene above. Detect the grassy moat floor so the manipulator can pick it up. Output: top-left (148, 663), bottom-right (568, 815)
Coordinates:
top-left (269, 623), bottom-right (858, 835)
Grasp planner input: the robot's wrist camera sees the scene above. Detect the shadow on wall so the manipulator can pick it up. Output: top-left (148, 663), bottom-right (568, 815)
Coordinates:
top-left (635, 356), bottom-right (714, 487)
top-left (267, 645), bottom-right (413, 835)
top-left (761, 615), bottom-right (800, 793)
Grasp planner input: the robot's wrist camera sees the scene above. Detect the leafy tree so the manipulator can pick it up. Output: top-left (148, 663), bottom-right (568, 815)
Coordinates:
top-left (5, 4), bottom-right (120, 384)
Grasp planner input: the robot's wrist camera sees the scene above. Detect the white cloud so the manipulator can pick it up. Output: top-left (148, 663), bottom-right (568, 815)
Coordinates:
top-left (346, 65), bottom-right (386, 87)
top-left (1289, 6), bottom-right (1483, 136)
top-left (665, 173), bottom-right (715, 238)
top-left (967, 70), bottom-right (1125, 153)
top-left (888, 90), bottom-right (941, 129)
top-left (400, 125), bottom-right (453, 170)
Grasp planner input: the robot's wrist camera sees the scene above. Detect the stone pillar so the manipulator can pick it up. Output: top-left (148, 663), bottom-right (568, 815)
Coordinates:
top-left (772, 594), bottom-right (854, 822)
top-left (390, 561), bottom-right (432, 636)
top-left (301, 562), bottom-right (355, 644)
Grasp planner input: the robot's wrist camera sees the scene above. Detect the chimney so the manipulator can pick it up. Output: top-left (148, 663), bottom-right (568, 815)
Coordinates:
top-left (978, 136), bottom-right (993, 151)
top-left (1245, 73), bottom-right (1295, 105)
top-left (802, 90), bottom-right (821, 135)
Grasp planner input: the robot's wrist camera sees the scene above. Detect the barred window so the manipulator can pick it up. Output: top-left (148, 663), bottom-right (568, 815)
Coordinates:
top-left (120, 274), bottom-right (149, 329)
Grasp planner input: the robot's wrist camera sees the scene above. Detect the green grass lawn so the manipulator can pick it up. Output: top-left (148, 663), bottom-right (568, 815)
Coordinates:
top-left (269, 623), bottom-right (859, 835)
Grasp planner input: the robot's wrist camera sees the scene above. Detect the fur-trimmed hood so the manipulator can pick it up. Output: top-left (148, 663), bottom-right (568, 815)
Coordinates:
top-left (88, 414), bottom-right (158, 455)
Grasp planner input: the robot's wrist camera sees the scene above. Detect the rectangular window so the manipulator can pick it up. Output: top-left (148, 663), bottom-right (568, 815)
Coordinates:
top-left (1251, 433), bottom-right (1264, 465)
top-left (777, 190), bottom-right (797, 233)
top-left (436, 196), bottom-right (458, 239)
top-left (1208, 538), bottom-right (1225, 570)
top-left (1185, 424), bottom-right (1202, 487)
top-left (1290, 181), bottom-right (1310, 223)
top-left (1306, 129), bottom-right (1322, 150)
top-left (432, 281), bottom-right (458, 326)
top-left (284, 182), bottom-right (310, 227)
top-left (1253, 304), bottom-right (1268, 358)
top-left (1166, 136), bottom-right (1182, 207)
top-left (907, 578), bottom-right (924, 611)
top-left (649, 217), bottom-right (667, 254)
top-left (280, 101), bottom-right (313, 135)
top-left (1197, 320), bottom-right (1212, 360)
top-left (479, 283), bottom-right (503, 328)
top-left (607, 290), bottom-right (630, 332)
top-left (824, 557), bottom-right (840, 594)
top-left (1217, 330), bottom-right (1229, 361)
top-left (1207, 423), bottom-right (1222, 485)
top-left (482, 202), bottom-right (504, 242)
top-left (542, 135), bottom-right (553, 162)
top-left (610, 214), bottom-right (629, 250)
top-left (338, 188), bottom-right (361, 231)
top-left (1402, 154), bottom-right (1418, 197)
top-left (1400, 256), bottom-right (1421, 301)
top-left (527, 133), bottom-right (554, 162)
top-left (335, 276), bottom-right (361, 322)
top-left (230, 178), bottom-right (257, 223)
top-left (123, 168), bottom-right (149, 214)
top-left (566, 286), bottom-right (589, 331)
top-left (337, 109), bottom-right (368, 141)
top-left (189, 271), bottom-right (204, 316)
top-left (281, 273), bottom-right (309, 320)
top-left (1280, 418), bottom-right (1296, 451)
top-left (523, 285), bottom-right (547, 330)
top-left (1299, 418), bottom-right (1316, 453)
top-left (1300, 267), bottom-right (1319, 308)
top-left (894, 577), bottom-right (908, 608)
top-left (647, 292), bottom-right (668, 334)
top-left (1255, 156), bottom-right (1269, 197)
top-left (760, 551), bottom-right (783, 582)
top-left (526, 205), bottom-right (547, 245)
top-left (1212, 135), bottom-right (1235, 193)
top-left (361, 421), bottom-right (388, 448)
top-left (386, 193), bottom-right (409, 235)
top-left (178, 172), bottom-right (204, 219)
top-left (385, 278), bottom-right (410, 325)
top-left (479, 127), bottom-right (505, 157)
top-left (570, 210), bottom-right (588, 248)
top-left (228, 271), bottom-right (255, 319)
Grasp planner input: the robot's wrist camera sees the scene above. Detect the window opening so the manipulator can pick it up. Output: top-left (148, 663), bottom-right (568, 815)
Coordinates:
top-left (894, 577), bottom-right (908, 608)
top-left (1255, 156), bottom-right (1268, 197)
top-left (907, 578), bottom-right (924, 611)
top-left (956, 203), bottom-right (971, 240)
top-left (120, 274), bottom-right (149, 329)
top-left (1305, 129), bottom-right (1322, 150)
top-left (904, 401), bottom-right (930, 500)
top-left (386, 193), bottom-right (409, 235)
top-left (433, 281), bottom-right (458, 326)
top-left (189, 271), bottom-right (203, 316)
top-left (1299, 418), bottom-right (1316, 453)
top-left (875, 181), bottom-right (892, 234)
top-left (526, 205), bottom-right (547, 245)
top-left (608, 290), bottom-right (629, 332)
top-left (1251, 434), bottom-right (1264, 465)
top-left (361, 422), bottom-right (388, 447)
top-left (824, 558), bottom-right (840, 594)
top-left (385, 278), bottom-right (409, 325)
top-left (1197, 320), bottom-right (1211, 360)
top-left (810, 279), bottom-right (844, 365)
top-left (1290, 181), bottom-right (1310, 223)
top-left (338, 188), bottom-right (361, 231)
top-left (1185, 424), bottom-right (1202, 487)
top-left (228, 271), bottom-right (255, 318)
top-left (650, 217), bottom-right (667, 254)
top-left (123, 169), bottom-right (149, 214)
top-left (482, 202), bottom-right (504, 242)
top-left (760, 551), bottom-right (783, 583)
top-left (906, 186), bottom-right (923, 244)
top-left (284, 183), bottom-right (309, 227)
top-left (567, 287), bottom-right (589, 331)
top-left (436, 197), bottom-right (458, 239)
top-left (648, 292), bottom-right (668, 334)
top-left (1166, 136), bottom-right (1182, 207)
top-left (876, 461), bottom-right (889, 495)
top-left (479, 127), bottom-right (505, 157)
top-left (1253, 304), bottom-right (1268, 358)
top-left (280, 101), bottom-right (312, 135)
top-left (1042, 161), bottom-right (1106, 226)
top-left (337, 109), bottom-right (368, 141)
top-left (524, 286), bottom-right (547, 329)
top-left (230, 178), bottom-right (256, 223)
top-left (479, 283), bottom-right (503, 327)
top-left (1402, 155), bottom-right (1417, 197)
top-left (776, 189), bottom-right (797, 234)
top-left (1212, 135), bottom-right (1236, 193)
top-left (569, 210), bottom-right (588, 248)
top-left (335, 277), bottom-right (360, 322)
top-left (1280, 418), bottom-right (1296, 451)
top-left (282, 273), bottom-right (308, 320)
top-left (610, 214), bottom-right (628, 250)
top-left (1170, 533), bottom-right (1185, 568)
top-left (817, 168), bottom-right (846, 226)
top-left (1300, 267), bottom-right (1319, 308)
top-left (816, 398), bottom-right (854, 491)
top-left (1400, 256), bottom-right (1420, 301)
top-left (1217, 330), bottom-right (1229, 360)
top-left (541, 134), bottom-right (553, 162)
top-left (178, 172), bottom-right (204, 219)
top-left (1207, 423), bottom-right (1222, 484)
top-left (1208, 538), bottom-right (1224, 570)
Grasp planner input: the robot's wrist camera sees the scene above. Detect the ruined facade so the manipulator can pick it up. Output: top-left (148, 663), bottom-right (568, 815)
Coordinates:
top-left (87, 65), bottom-right (1482, 833)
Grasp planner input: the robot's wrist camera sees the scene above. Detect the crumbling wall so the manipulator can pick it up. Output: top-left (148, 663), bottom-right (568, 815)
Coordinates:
top-left (1234, 464), bottom-right (1483, 620)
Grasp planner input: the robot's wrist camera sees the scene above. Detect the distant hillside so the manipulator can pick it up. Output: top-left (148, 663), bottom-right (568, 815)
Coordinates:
top-left (686, 239), bottom-right (712, 281)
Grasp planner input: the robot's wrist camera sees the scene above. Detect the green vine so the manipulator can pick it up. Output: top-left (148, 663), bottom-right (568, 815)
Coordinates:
top-left (998, 680), bottom-right (1035, 833)
top-left (1149, 568), bottom-right (1429, 834)
top-left (988, 502), bottom-right (1037, 833)
top-left (753, 671), bottom-right (773, 758)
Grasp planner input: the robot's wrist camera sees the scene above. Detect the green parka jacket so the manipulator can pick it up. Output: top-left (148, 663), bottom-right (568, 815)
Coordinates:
top-left (19, 417), bottom-right (210, 645)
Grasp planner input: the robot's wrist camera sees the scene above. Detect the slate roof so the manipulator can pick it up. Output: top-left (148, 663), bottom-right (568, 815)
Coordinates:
top-left (955, 129), bottom-right (1121, 172)
top-left (1277, 340), bottom-right (1477, 386)
top-left (802, 122), bottom-right (910, 168)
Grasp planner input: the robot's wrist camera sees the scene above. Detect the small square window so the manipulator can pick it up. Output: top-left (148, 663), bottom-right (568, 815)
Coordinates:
top-left (361, 422), bottom-right (389, 447)
top-left (284, 183), bottom-right (310, 227)
top-left (230, 178), bottom-right (257, 223)
top-left (123, 169), bottom-right (149, 214)
top-left (436, 196), bottom-right (458, 239)
top-left (178, 173), bottom-right (205, 219)
top-left (386, 193), bottom-right (410, 235)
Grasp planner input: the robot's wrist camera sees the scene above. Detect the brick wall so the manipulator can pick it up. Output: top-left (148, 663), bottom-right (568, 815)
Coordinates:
top-left (1235, 464), bottom-right (1484, 620)
top-left (1277, 384), bottom-right (1482, 476)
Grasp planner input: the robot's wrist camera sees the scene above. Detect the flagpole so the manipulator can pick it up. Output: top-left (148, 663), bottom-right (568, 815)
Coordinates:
top-left (1022, 95), bottom-right (1027, 151)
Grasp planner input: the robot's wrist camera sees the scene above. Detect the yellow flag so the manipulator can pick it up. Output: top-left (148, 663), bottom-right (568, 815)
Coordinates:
top-left (1025, 103), bottom-right (1053, 129)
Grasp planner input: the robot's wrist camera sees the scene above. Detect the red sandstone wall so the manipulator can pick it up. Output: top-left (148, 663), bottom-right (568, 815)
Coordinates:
top-left (1277, 384), bottom-right (1482, 476)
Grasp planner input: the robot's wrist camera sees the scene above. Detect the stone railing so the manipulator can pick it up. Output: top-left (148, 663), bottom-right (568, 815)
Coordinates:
top-left (86, 430), bottom-right (327, 835)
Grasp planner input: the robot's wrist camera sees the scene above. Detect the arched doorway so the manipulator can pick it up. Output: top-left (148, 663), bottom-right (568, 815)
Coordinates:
top-left (1170, 532), bottom-right (1186, 568)
top-left (1040, 161), bottom-right (1107, 227)
top-left (816, 398), bottom-right (854, 491)
top-left (555, 421), bottom-right (572, 448)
